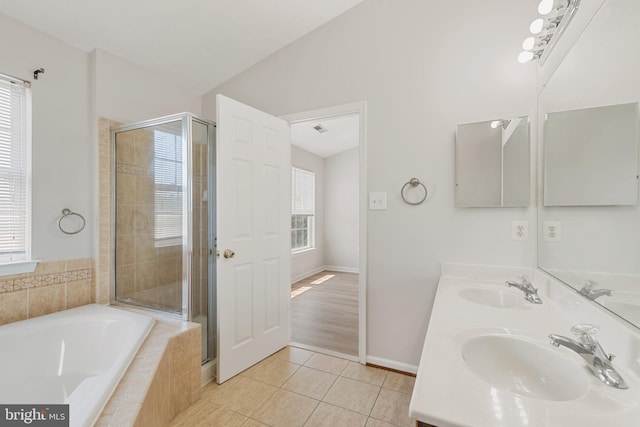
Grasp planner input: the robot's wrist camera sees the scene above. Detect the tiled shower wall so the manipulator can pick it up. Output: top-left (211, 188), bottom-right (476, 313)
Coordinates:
top-left (0, 258), bottom-right (95, 326)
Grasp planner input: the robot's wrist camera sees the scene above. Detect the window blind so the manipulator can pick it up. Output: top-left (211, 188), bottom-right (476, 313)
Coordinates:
top-left (291, 167), bottom-right (315, 215)
top-left (153, 129), bottom-right (183, 244)
top-left (0, 76), bottom-right (30, 262)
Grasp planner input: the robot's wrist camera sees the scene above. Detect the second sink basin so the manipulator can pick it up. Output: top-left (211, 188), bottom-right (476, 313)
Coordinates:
top-left (459, 288), bottom-right (524, 308)
top-left (461, 334), bottom-right (589, 401)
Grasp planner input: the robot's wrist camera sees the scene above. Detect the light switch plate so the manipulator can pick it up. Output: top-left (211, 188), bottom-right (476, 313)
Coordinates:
top-left (369, 192), bottom-right (387, 210)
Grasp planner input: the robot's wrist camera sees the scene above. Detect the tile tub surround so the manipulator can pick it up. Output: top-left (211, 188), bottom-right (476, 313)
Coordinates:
top-left (410, 263), bottom-right (640, 427)
top-left (171, 347), bottom-right (416, 427)
top-left (0, 258), bottom-right (95, 325)
top-left (97, 307), bottom-right (201, 427)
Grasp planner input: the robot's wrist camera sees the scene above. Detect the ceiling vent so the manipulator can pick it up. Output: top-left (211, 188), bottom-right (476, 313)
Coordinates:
top-left (313, 124), bottom-right (328, 134)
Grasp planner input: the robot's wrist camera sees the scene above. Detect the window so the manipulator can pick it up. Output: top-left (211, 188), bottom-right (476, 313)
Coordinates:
top-left (0, 75), bottom-right (31, 263)
top-left (291, 167), bottom-right (315, 252)
top-left (154, 128), bottom-right (183, 246)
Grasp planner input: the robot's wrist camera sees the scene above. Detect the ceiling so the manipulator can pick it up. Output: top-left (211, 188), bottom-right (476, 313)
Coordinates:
top-left (291, 114), bottom-right (359, 158)
top-left (0, 0), bottom-right (364, 95)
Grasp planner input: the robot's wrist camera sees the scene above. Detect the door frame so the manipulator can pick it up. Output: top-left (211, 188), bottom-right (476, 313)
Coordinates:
top-left (281, 101), bottom-right (368, 365)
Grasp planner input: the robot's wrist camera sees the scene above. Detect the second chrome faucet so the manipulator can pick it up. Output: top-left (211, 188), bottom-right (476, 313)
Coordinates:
top-left (579, 280), bottom-right (614, 301)
top-left (505, 275), bottom-right (543, 304)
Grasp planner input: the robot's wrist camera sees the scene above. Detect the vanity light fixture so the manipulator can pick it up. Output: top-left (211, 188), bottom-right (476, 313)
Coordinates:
top-left (518, 0), bottom-right (580, 64)
top-left (522, 37), bottom-right (536, 51)
top-left (529, 18), bottom-right (545, 35)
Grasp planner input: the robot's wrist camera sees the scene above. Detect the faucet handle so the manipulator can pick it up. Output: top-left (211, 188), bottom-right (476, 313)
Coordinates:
top-left (571, 324), bottom-right (599, 345)
top-left (518, 275), bottom-right (531, 284)
top-left (582, 280), bottom-right (597, 291)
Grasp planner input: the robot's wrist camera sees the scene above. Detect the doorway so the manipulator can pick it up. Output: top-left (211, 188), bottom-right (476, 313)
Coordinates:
top-left (283, 103), bottom-right (367, 363)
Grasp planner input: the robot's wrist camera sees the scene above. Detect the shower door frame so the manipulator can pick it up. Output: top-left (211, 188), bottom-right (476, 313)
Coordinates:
top-left (110, 113), bottom-right (216, 330)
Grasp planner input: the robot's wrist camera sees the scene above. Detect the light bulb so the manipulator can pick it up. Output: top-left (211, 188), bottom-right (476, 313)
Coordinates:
top-left (530, 18), bottom-right (544, 34)
top-left (518, 51), bottom-right (535, 63)
top-left (538, 0), bottom-right (553, 15)
top-left (522, 37), bottom-right (536, 51)
top-left (490, 121), bottom-right (501, 129)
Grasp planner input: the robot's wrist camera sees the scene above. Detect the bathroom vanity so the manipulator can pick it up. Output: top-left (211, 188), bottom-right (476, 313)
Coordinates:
top-left (409, 263), bottom-right (640, 427)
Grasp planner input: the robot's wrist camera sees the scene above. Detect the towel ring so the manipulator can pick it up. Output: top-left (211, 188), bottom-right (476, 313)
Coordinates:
top-left (401, 178), bottom-right (428, 205)
top-left (58, 208), bottom-right (86, 235)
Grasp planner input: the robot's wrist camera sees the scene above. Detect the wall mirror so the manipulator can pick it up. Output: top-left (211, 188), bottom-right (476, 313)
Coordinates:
top-left (544, 102), bottom-right (638, 206)
top-left (538, 0), bottom-right (640, 327)
top-left (455, 117), bottom-right (530, 207)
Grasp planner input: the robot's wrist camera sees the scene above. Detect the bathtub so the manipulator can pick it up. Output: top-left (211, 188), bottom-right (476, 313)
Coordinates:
top-left (0, 304), bottom-right (154, 427)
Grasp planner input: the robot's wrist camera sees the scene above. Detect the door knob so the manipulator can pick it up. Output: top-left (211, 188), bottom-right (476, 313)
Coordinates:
top-left (223, 249), bottom-right (235, 259)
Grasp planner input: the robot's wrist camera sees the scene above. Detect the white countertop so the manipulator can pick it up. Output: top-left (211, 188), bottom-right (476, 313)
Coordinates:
top-left (409, 265), bottom-right (640, 427)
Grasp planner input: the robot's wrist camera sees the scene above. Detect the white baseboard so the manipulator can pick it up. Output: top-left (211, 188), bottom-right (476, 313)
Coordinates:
top-left (291, 265), bottom-right (360, 284)
top-left (366, 356), bottom-right (418, 375)
top-left (291, 266), bottom-right (326, 284)
top-left (324, 265), bottom-right (359, 274)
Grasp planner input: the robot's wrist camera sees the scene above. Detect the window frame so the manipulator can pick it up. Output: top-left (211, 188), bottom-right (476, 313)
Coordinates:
top-left (0, 73), bottom-right (32, 265)
top-left (291, 166), bottom-right (315, 253)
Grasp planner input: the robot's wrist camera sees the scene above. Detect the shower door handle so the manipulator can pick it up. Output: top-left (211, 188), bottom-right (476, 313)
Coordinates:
top-left (223, 249), bottom-right (236, 259)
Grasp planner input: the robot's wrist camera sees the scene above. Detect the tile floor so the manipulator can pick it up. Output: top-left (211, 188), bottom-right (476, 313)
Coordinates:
top-left (170, 346), bottom-right (416, 427)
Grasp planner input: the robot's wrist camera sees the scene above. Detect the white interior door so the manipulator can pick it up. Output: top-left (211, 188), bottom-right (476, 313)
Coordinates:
top-left (216, 94), bottom-right (291, 383)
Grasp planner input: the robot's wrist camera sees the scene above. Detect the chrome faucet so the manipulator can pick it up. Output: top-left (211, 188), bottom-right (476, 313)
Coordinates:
top-left (549, 324), bottom-right (628, 389)
top-left (579, 280), bottom-right (614, 301)
top-left (505, 275), bottom-right (542, 304)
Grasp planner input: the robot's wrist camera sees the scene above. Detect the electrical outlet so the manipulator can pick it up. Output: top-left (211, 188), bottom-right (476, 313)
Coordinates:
top-left (543, 221), bottom-right (561, 242)
top-left (511, 221), bottom-right (529, 241)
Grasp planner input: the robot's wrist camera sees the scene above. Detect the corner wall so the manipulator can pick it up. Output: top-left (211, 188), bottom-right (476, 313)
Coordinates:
top-left (0, 13), bottom-right (92, 262)
top-left (324, 147), bottom-right (359, 271)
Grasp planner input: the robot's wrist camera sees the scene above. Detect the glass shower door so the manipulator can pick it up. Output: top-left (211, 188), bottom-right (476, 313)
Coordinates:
top-left (191, 118), bottom-right (215, 362)
top-left (114, 119), bottom-right (185, 314)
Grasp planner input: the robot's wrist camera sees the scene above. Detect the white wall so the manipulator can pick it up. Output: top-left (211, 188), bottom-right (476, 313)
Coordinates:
top-left (324, 147), bottom-right (359, 270)
top-left (0, 13), bottom-right (92, 261)
top-left (92, 49), bottom-right (202, 124)
top-left (89, 49), bottom-right (202, 259)
top-left (291, 145), bottom-right (325, 281)
top-left (202, 0), bottom-right (537, 367)
top-left (0, 14), bottom-right (205, 262)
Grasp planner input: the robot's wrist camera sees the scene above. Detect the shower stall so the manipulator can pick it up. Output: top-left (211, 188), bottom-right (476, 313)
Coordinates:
top-left (111, 113), bottom-right (216, 363)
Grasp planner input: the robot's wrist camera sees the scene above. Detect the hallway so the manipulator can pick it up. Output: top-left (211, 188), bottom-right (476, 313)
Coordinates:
top-left (291, 271), bottom-right (358, 356)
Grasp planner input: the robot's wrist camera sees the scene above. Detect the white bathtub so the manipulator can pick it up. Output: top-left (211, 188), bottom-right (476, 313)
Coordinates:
top-left (0, 304), bottom-right (154, 427)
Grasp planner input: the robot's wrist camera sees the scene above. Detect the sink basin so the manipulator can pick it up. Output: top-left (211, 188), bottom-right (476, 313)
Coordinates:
top-left (459, 288), bottom-right (524, 308)
top-left (461, 335), bottom-right (589, 401)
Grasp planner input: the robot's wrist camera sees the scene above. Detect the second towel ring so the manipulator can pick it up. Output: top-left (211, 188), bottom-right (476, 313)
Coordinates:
top-left (58, 208), bottom-right (86, 235)
top-left (401, 178), bottom-right (428, 205)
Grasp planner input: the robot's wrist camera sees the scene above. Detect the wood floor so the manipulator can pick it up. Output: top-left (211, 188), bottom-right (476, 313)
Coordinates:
top-left (291, 271), bottom-right (358, 356)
